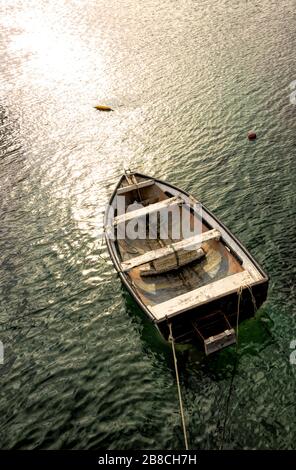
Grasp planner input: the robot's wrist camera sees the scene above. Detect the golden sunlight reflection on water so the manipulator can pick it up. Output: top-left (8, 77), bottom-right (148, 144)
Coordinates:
top-left (2, 2), bottom-right (160, 236)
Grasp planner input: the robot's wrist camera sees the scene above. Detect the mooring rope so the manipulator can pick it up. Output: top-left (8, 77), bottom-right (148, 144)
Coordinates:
top-left (97, 228), bottom-right (109, 265)
top-left (219, 286), bottom-right (242, 449)
top-left (219, 283), bottom-right (257, 449)
top-left (168, 323), bottom-right (189, 450)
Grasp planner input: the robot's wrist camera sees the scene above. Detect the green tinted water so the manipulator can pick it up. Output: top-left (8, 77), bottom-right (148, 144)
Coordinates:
top-left (0, 0), bottom-right (295, 449)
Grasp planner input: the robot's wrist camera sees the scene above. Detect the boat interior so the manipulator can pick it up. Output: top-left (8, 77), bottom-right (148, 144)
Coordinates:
top-left (107, 172), bottom-right (262, 323)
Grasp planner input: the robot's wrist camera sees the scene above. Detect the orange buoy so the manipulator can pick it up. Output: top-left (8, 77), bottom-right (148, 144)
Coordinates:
top-left (248, 131), bottom-right (257, 141)
top-left (94, 105), bottom-right (113, 111)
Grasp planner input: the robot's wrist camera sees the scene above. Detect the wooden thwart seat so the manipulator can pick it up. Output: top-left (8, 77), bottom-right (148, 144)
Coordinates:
top-left (113, 196), bottom-right (183, 225)
top-left (149, 270), bottom-right (253, 321)
top-left (117, 179), bottom-right (155, 195)
top-left (121, 228), bottom-right (221, 272)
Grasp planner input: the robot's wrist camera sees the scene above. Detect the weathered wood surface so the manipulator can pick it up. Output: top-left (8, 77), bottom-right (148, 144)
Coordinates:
top-left (204, 329), bottom-right (236, 355)
top-left (113, 196), bottom-right (183, 225)
top-left (139, 248), bottom-right (205, 276)
top-left (149, 270), bottom-right (254, 320)
top-left (121, 228), bottom-right (221, 271)
top-left (117, 179), bottom-right (155, 195)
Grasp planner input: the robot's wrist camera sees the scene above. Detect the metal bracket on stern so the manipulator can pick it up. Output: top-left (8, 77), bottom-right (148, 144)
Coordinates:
top-left (192, 311), bottom-right (236, 355)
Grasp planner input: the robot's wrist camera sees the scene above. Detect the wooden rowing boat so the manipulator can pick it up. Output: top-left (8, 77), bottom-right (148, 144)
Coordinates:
top-left (104, 171), bottom-right (269, 354)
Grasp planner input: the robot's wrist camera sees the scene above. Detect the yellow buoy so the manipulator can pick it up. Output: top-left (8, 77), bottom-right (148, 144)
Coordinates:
top-left (94, 105), bottom-right (113, 111)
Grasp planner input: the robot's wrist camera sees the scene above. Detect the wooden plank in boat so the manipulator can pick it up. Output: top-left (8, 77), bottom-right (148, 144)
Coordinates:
top-left (121, 228), bottom-right (221, 271)
top-left (149, 270), bottom-right (254, 320)
top-left (113, 196), bottom-right (183, 225)
top-left (139, 248), bottom-right (205, 276)
top-left (117, 179), bottom-right (155, 195)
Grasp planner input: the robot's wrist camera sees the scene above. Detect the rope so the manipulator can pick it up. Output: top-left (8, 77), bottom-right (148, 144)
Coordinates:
top-left (171, 244), bottom-right (180, 268)
top-left (235, 285), bottom-right (243, 346)
top-left (97, 228), bottom-right (109, 264)
top-left (219, 283), bottom-right (257, 449)
top-left (168, 323), bottom-right (189, 450)
top-left (219, 286), bottom-right (242, 449)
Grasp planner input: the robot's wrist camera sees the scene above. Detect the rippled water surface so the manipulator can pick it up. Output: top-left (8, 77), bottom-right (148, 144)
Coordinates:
top-left (0, 0), bottom-right (296, 449)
